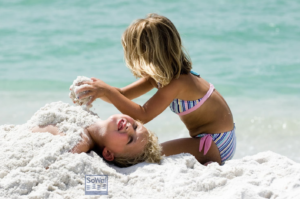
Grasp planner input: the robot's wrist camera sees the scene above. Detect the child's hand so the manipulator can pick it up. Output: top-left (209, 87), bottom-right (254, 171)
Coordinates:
top-left (75, 77), bottom-right (111, 106)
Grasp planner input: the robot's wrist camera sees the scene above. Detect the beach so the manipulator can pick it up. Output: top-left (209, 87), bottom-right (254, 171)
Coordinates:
top-left (1, 104), bottom-right (300, 199)
top-left (1, 115), bottom-right (300, 198)
top-left (1, 0), bottom-right (300, 198)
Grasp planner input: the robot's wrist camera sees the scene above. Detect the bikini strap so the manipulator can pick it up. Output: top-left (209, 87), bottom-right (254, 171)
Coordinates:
top-left (190, 70), bottom-right (200, 77)
top-left (177, 83), bottom-right (215, 116)
top-left (157, 82), bottom-right (162, 89)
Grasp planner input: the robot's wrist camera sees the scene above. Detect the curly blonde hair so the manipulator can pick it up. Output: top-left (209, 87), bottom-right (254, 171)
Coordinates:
top-left (113, 129), bottom-right (162, 167)
top-left (122, 13), bottom-right (192, 87)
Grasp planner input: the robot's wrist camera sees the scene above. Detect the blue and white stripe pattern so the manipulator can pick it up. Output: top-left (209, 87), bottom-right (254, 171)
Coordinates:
top-left (196, 125), bottom-right (236, 165)
top-left (169, 70), bottom-right (202, 114)
top-left (169, 98), bottom-right (202, 114)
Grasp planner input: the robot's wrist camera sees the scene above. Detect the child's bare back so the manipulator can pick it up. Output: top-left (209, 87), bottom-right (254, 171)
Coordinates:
top-left (168, 73), bottom-right (234, 136)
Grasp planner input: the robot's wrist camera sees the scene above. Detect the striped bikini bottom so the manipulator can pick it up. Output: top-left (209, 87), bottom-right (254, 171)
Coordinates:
top-left (195, 125), bottom-right (236, 165)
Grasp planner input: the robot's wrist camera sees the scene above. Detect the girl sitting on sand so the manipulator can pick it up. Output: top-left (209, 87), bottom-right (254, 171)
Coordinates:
top-left (76, 14), bottom-right (236, 165)
top-left (31, 102), bottom-right (161, 167)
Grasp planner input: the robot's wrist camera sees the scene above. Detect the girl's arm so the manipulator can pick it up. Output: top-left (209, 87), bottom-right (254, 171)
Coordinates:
top-left (78, 77), bottom-right (155, 105)
top-left (32, 126), bottom-right (93, 153)
top-left (79, 78), bottom-right (179, 123)
top-left (120, 76), bottom-right (156, 100)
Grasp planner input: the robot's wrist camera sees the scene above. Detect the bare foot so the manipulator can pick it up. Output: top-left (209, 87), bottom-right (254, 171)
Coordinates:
top-left (204, 161), bottom-right (213, 166)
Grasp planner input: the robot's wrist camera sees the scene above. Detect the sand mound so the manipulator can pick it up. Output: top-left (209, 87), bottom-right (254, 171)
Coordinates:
top-left (1, 102), bottom-right (299, 198)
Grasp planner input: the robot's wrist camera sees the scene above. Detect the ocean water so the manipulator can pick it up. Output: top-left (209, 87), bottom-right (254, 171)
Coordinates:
top-left (0, 0), bottom-right (299, 162)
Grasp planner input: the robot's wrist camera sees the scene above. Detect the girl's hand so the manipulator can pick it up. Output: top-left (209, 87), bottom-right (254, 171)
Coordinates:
top-left (75, 77), bottom-right (111, 106)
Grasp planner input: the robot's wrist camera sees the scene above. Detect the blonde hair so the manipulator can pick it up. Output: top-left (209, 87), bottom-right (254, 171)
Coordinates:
top-left (113, 129), bottom-right (162, 167)
top-left (122, 13), bottom-right (192, 87)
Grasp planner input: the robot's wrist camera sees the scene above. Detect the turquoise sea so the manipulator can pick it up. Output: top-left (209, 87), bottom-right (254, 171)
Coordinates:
top-left (1, 0), bottom-right (299, 162)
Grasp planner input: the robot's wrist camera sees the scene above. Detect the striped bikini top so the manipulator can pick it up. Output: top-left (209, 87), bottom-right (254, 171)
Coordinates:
top-left (169, 71), bottom-right (215, 116)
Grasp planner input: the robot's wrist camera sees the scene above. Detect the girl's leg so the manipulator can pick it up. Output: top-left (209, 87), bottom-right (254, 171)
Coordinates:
top-left (161, 138), bottom-right (221, 165)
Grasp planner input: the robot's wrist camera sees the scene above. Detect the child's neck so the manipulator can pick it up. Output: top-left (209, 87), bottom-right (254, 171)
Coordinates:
top-left (86, 120), bottom-right (105, 150)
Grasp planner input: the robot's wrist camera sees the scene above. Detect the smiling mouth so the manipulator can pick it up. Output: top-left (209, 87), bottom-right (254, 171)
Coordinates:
top-left (118, 119), bottom-right (126, 131)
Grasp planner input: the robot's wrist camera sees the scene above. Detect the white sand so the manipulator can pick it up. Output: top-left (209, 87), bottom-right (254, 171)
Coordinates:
top-left (1, 102), bottom-right (300, 199)
top-left (69, 76), bottom-right (93, 110)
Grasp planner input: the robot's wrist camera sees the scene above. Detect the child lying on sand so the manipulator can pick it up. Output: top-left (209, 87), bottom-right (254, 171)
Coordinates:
top-left (30, 102), bottom-right (161, 167)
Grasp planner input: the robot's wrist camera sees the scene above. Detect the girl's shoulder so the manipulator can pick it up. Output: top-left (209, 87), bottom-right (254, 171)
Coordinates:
top-left (165, 72), bottom-right (209, 100)
top-left (158, 74), bottom-right (189, 92)
top-left (154, 71), bottom-right (199, 90)
top-left (171, 73), bottom-right (194, 85)
top-left (147, 77), bottom-right (160, 88)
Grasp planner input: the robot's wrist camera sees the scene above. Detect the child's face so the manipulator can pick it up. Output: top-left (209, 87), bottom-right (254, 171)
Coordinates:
top-left (102, 114), bottom-right (149, 157)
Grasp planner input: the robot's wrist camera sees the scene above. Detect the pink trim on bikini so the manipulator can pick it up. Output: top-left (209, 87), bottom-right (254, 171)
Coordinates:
top-left (199, 134), bottom-right (213, 155)
top-left (177, 83), bottom-right (215, 116)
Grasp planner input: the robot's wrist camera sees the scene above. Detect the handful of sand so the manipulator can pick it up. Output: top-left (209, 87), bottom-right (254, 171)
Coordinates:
top-left (69, 76), bottom-right (93, 110)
